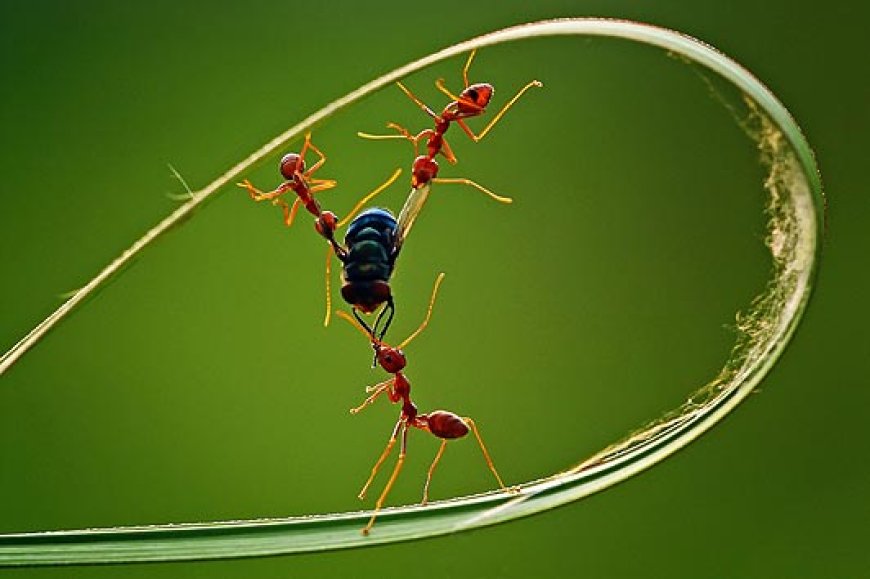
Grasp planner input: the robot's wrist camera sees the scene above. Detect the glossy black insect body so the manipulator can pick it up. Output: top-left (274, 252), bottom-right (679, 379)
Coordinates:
top-left (336, 207), bottom-right (400, 338)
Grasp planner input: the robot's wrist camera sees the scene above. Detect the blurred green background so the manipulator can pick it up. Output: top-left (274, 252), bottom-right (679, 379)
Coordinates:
top-left (1, 1), bottom-right (866, 578)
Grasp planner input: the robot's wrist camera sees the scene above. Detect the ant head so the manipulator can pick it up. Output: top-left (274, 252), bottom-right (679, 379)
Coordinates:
top-left (374, 343), bottom-right (406, 373)
top-left (279, 152), bottom-right (305, 180)
top-left (460, 83), bottom-right (493, 109)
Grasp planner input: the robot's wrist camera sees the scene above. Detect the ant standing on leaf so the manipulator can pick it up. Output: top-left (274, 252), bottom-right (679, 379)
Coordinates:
top-left (358, 48), bottom-right (542, 199)
top-left (336, 273), bottom-right (513, 535)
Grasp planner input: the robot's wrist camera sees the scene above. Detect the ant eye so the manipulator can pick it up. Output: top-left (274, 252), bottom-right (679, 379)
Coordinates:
top-left (466, 89), bottom-right (478, 101)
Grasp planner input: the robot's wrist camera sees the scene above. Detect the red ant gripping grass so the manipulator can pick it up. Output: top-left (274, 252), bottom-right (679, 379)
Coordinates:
top-left (236, 132), bottom-right (404, 333)
top-left (359, 49), bottom-right (542, 197)
top-left (237, 132), bottom-right (338, 228)
top-left (336, 273), bottom-right (512, 534)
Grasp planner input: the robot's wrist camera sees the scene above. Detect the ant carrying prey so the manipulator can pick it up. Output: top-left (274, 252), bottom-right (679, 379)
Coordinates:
top-left (237, 132), bottom-right (404, 336)
top-left (336, 273), bottom-right (513, 535)
top-left (237, 132), bottom-right (338, 228)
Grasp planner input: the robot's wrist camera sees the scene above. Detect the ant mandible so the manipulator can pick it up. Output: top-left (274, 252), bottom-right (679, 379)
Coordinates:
top-left (336, 273), bottom-right (511, 535)
top-left (358, 49), bottom-right (542, 196)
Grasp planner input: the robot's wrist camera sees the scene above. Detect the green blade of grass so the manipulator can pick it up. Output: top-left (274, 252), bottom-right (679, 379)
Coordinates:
top-left (0, 18), bottom-right (824, 566)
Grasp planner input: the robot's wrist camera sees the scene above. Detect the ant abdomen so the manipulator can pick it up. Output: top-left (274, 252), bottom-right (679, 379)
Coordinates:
top-left (426, 410), bottom-right (469, 439)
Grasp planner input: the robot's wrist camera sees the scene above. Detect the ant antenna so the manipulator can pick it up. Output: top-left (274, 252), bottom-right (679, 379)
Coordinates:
top-left (337, 168), bottom-right (403, 229)
top-left (336, 309), bottom-right (381, 345)
top-left (335, 272), bottom-right (445, 353)
top-left (395, 81), bottom-right (438, 119)
top-left (397, 273), bottom-right (445, 350)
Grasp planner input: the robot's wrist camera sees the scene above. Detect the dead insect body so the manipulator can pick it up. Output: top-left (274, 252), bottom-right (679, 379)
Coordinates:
top-left (237, 134), bottom-right (403, 334)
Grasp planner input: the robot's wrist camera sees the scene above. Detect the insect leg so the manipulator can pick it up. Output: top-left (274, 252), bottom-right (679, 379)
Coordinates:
top-left (395, 81), bottom-right (438, 118)
top-left (421, 439), bottom-right (448, 505)
top-left (302, 134), bottom-right (329, 178)
top-left (277, 197), bottom-right (301, 227)
top-left (358, 419), bottom-right (403, 501)
top-left (237, 179), bottom-right (293, 201)
top-left (350, 378), bottom-right (395, 414)
top-left (430, 177), bottom-right (513, 204)
top-left (454, 79), bottom-right (543, 142)
top-left (464, 418), bottom-right (509, 491)
top-left (361, 422), bottom-right (410, 535)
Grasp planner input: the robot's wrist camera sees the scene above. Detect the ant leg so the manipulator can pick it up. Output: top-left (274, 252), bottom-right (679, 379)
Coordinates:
top-left (386, 123), bottom-right (423, 140)
top-left (359, 419), bottom-right (403, 501)
top-left (421, 439), bottom-right (448, 505)
top-left (358, 122), bottom-right (414, 141)
top-left (434, 78), bottom-right (475, 107)
top-left (362, 423), bottom-right (410, 535)
top-left (336, 168), bottom-right (403, 228)
top-left (350, 378), bottom-right (394, 414)
top-left (302, 135), bottom-right (329, 178)
top-left (298, 132), bottom-right (313, 167)
top-left (237, 179), bottom-right (293, 202)
top-left (431, 177), bottom-right (513, 204)
top-left (358, 125), bottom-right (431, 158)
top-left (439, 136), bottom-right (458, 165)
top-left (309, 179), bottom-right (337, 192)
top-left (356, 130), bottom-right (410, 141)
top-left (462, 48), bottom-right (477, 87)
top-left (395, 81), bottom-right (438, 118)
top-left (323, 246), bottom-right (333, 327)
top-left (277, 197), bottom-right (301, 227)
top-left (455, 79), bottom-right (543, 142)
top-left (397, 273), bottom-right (445, 349)
top-left (463, 418), bottom-right (510, 491)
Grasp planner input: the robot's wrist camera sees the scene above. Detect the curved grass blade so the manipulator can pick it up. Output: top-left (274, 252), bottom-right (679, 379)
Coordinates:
top-left (0, 17), bottom-right (824, 566)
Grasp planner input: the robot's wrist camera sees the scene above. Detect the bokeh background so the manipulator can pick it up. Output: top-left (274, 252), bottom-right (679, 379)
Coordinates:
top-left (1, 1), bottom-right (867, 578)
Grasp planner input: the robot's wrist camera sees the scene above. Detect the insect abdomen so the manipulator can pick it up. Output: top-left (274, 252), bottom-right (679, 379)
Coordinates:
top-left (343, 208), bottom-right (397, 284)
top-left (426, 411), bottom-right (469, 439)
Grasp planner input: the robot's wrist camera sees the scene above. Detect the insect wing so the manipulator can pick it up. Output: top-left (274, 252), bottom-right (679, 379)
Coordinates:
top-left (395, 182), bottom-right (432, 251)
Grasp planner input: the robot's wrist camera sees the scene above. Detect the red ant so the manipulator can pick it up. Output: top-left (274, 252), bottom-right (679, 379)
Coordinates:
top-left (358, 48), bottom-right (542, 199)
top-left (236, 132), bottom-right (339, 228)
top-left (236, 132), bottom-right (404, 329)
top-left (336, 273), bottom-right (511, 535)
